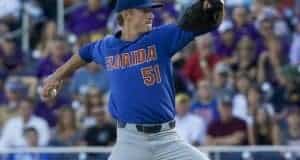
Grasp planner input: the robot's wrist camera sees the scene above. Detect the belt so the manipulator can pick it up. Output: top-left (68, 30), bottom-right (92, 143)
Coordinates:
top-left (117, 120), bottom-right (176, 134)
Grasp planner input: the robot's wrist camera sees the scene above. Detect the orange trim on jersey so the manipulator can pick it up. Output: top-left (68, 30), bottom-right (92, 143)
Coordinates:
top-left (121, 53), bottom-right (130, 68)
top-left (136, 49), bottom-right (147, 64)
top-left (105, 56), bottom-right (114, 71)
top-left (147, 45), bottom-right (157, 62)
top-left (105, 45), bottom-right (158, 71)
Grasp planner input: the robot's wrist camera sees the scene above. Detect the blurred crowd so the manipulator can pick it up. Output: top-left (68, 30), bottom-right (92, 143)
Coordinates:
top-left (0, 0), bottom-right (300, 159)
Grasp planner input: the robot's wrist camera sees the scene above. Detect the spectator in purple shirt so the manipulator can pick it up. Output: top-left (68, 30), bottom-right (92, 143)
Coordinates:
top-left (214, 20), bottom-right (237, 59)
top-left (257, 36), bottom-right (288, 85)
top-left (230, 36), bottom-right (257, 80)
top-left (36, 37), bottom-right (72, 79)
top-left (255, 17), bottom-right (275, 55)
top-left (67, 0), bottom-right (111, 38)
top-left (0, 73), bottom-right (7, 105)
top-left (153, 2), bottom-right (178, 26)
top-left (33, 20), bottom-right (58, 59)
top-left (0, 38), bottom-right (24, 76)
top-left (232, 6), bottom-right (260, 42)
top-left (34, 97), bottom-right (70, 128)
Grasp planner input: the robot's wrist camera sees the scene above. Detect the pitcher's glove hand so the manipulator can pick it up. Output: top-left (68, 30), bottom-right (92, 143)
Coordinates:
top-left (178, 0), bottom-right (224, 33)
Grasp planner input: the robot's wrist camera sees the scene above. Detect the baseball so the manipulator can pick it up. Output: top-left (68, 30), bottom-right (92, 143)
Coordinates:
top-left (50, 89), bottom-right (57, 97)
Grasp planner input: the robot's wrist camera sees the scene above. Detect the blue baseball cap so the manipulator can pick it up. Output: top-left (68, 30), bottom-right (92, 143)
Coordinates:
top-left (115, 0), bottom-right (163, 12)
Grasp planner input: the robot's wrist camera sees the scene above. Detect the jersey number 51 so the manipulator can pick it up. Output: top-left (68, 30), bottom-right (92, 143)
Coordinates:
top-left (141, 64), bottom-right (161, 86)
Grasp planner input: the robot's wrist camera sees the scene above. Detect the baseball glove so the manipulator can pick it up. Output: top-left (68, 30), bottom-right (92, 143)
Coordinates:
top-left (178, 0), bottom-right (224, 33)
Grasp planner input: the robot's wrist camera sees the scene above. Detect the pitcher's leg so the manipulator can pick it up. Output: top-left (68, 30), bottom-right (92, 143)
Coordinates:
top-left (109, 128), bottom-right (153, 160)
top-left (108, 142), bottom-right (153, 160)
top-left (153, 136), bottom-right (210, 160)
top-left (177, 141), bottom-right (210, 160)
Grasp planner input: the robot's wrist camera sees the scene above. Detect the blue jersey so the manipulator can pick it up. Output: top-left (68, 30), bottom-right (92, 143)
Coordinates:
top-left (79, 24), bottom-right (201, 124)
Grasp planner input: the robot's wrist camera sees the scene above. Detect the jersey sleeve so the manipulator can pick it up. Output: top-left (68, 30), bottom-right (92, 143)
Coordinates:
top-left (78, 41), bottom-right (100, 63)
top-left (154, 24), bottom-right (199, 57)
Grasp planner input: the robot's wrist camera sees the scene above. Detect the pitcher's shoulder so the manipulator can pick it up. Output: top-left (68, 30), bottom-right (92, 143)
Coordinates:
top-left (103, 34), bottom-right (115, 41)
top-left (151, 24), bottom-right (179, 33)
top-left (84, 35), bottom-right (114, 51)
top-left (100, 34), bottom-right (121, 45)
top-left (146, 24), bottom-right (181, 40)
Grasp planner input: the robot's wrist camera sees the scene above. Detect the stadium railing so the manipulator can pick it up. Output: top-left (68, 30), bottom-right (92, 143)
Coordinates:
top-left (0, 146), bottom-right (299, 160)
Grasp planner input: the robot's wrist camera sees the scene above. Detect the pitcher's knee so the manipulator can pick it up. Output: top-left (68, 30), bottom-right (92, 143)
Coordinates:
top-left (185, 143), bottom-right (210, 160)
top-left (195, 151), bottom-right (211, 160)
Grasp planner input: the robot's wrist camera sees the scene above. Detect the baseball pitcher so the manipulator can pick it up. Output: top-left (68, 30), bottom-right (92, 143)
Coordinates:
top-left (42, 0), bottom-right (224, 159)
